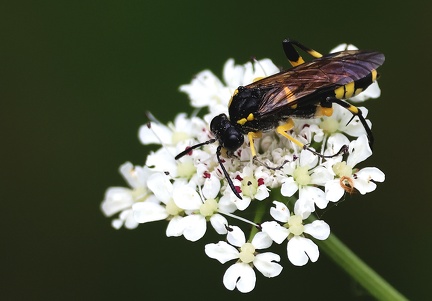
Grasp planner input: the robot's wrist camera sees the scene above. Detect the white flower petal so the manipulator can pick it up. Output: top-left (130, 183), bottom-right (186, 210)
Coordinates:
top-left (172, 185), bottom-right (202, 210)
top-left (132, 202), bottom-right (168, 223)
top-left (325, 180), bottom-right (345, 203)
top-left (147, 172), bottom-right (173, 203)
top-left (119, 162), bottom-right (150, 189)
top-left (353, 167), bottom-right (385, 194)
top-left (227, 225), bottom-right (246, 247)
top-left (251, 231), bottom-right (273, 249)
top-left (330, 43), bottom-right (358, 53)
top-left (138, 122), bottom-right (172, 145)
top-left (310, 166), bottom-right (334, 186)
top-left (166, 216), bottom-right (184, 237)
top-left (254, 185), bottom-right (270, 200)
top-left (223, 59), bottom-right (246, 89)
top-left (304, 220), bottom-right (330, 240)
top-left (293, 197), bottom-right (315, 219)
top-left (182, 215), bottom-right (207, 242)
top-left (298, 186), bottom-right (326, 211)
top-left (179, 70), bottom-right (230, 108)
top-left (223, 263), bottom-right (256, 293)
top-left (261, 221), bottom-right (289, 244)
top-left (347, 135), bottom-right (372, 167)
top-left (254, 253), bottom-right (282, 277)
top-left (281, 177), bottom-right (298, 197)
top-left (121, 209), bottom-right (139, 229)
top-left (111, 219), bottom-right (123, 230)
top-left (356, 167), bottom-right (385, 183)
top-left (145, 147), bottom-right (178, 176)
top-left (218, 195), bottom-right (238, 213)
top-left (287, 236), bottom-right (319, 266)
top-left (231, 195), bottom-right (251, 211)
top-left (299, 149), bottom-right (318, 169)
top-left (205, 241), bottom-right (239, 264)
top-left (202, 176), bottom-right (221, 200)
top-left (350, 81), bottom-right (381, 102)
top-left (325, 133), bottom-right (350, 158)
top-left (210, 214), bottom-right (228, 235)
top-left (112, 209), bottom-right (138, 230)
top-left (101, 187), bottom-right (134, 217)
top-left (269, 201), bottom-right (290, 222)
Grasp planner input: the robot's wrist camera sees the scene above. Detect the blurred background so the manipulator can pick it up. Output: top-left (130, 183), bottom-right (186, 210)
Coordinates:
top-left (2, 1), bottom-right (430, 300)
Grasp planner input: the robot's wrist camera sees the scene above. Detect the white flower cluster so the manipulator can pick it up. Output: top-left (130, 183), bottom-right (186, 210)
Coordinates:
top-left (100, 44), bottom-right (385, 293)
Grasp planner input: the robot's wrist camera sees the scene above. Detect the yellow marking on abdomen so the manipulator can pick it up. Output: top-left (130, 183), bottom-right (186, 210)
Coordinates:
top-left (247, 113), bottom-right (254, 121)
top-left (354, 88), bottom-right (363, 96)
top-left (334, 82), bottom-right (355, 99)
top-left (344, 82), bottom-right (355, 98)
top-left (334, 86), bottom-right (345, 99)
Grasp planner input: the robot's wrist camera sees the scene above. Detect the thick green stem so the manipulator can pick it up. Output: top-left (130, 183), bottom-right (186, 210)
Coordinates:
top-left (315, 233), bottom-right (408, 301)
top-left (249, 191), bottom-right (407, 300)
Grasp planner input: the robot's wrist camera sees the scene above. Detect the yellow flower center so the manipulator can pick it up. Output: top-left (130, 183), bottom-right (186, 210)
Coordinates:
top-left (177, 161), bottom-right (196, 179)
top-left (320, 117), bottom-right (339, 134)
top-left (165, 199), bottom-right (182, 216)
top-left (333, 161), bottom-right (352, 178)
top-left (293, 166), bottom-right (311, 186)
top-left (239, 243), bottom-right (255, 263)
top-left (287, 215), bottom-right (304, 236)
top-left (241, 176), bottom-right (258, 197)
top-left (199, 198), bottom-right (218, 217)
top-left (171, 131), bottom-right (190, 144)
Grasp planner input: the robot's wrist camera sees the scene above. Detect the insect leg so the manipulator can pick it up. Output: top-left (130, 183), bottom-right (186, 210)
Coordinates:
top-left (276, 119), bottom-right (347, 158)
top-left (324, 96), bottom-right (374, 147)
top-left (282, 38), bottom-right (323, 67)
top-left (276, 119), bottom-right (307, 147)
top-left (247, 131), bottom-right (262, 158)
top-left (247, 131), bottom-right (289, 170)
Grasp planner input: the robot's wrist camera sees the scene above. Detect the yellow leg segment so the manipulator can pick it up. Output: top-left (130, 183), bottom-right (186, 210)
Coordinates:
top-left (276, 119), bottom-right (305, 149)
top-left (247, 132), bottom-right (262, 158)
top-left (346, 104), bottom-right (359, 115)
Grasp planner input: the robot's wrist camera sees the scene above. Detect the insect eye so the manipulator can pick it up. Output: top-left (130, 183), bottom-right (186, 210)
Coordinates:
top-left (222, 128), bottom-right (244, 152)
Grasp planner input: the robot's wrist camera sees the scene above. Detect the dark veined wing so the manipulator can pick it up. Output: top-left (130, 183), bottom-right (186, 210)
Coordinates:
top-left (246, 50), bottom-right (385, 118)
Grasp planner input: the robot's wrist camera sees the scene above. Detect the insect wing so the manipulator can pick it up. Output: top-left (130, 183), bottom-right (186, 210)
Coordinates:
top-left (247, 50), bottom-right (384, 118)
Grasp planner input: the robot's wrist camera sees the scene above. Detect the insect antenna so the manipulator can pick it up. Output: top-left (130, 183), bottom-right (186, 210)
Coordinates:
top-left (215, 145), bottom-right (242, 200)
top-left (175, 138), bottom-right (217, 160)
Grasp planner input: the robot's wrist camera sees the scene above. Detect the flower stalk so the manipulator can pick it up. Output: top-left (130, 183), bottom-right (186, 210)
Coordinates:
top-left (316, 231), bottom-right (408, 301)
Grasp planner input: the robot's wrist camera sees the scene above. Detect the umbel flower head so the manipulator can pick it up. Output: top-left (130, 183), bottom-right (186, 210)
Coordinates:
top-left (100, 43), bottom-right (385, 292)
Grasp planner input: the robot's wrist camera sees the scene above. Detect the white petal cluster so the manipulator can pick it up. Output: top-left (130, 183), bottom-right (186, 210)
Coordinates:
top-left (100, 45), bottom-right (385, 292)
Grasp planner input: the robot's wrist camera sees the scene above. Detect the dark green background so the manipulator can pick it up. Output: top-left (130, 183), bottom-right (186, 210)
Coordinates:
top-left (2, 1), bottom-right (430, 300)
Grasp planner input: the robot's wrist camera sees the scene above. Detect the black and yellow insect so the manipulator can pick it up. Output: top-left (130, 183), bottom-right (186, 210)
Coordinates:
top-left (176, 38), bottom-right (385, 199)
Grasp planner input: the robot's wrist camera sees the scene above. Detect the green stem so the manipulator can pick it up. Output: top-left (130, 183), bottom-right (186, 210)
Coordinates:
top-left (250, 192), bottom-right (407, 300)
top-left (274, 188), bottom-right (408, 301)
top-left (248, 200), bottom-right (267, 241)
top-left (315, 229), bottom-right (408, 301)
